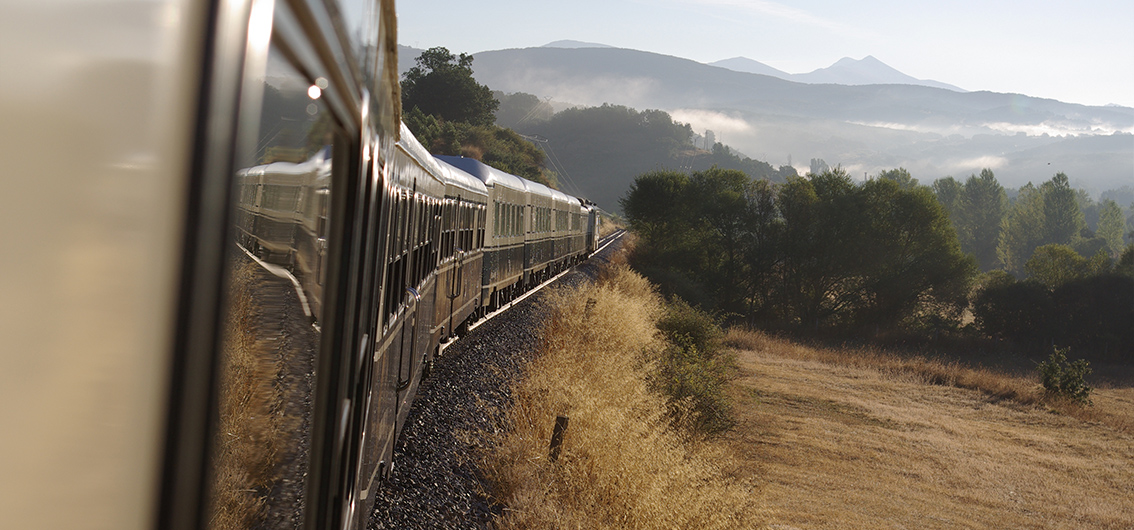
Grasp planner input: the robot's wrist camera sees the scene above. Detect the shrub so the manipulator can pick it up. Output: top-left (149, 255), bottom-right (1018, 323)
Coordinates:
top-left (656, 298), bottom-right (722, 357)
top-left (972, 279), bottom-right (1053, 344)
top-left (651, 299), bottom-right (733, 434)
top-left (1037, 347), bottom-right (1093, 405)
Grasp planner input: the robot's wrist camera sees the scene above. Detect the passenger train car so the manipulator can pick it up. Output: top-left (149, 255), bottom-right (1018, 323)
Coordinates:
top-left (0, 1), bottom-right (597, 529)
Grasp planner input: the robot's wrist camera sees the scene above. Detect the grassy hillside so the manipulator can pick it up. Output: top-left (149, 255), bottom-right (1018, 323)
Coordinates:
top-left (723, 330), bottom-right (1134, 529)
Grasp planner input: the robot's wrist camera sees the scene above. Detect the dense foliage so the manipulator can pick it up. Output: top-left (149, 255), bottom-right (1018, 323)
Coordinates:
top-left (405, 107), bottom-right (554, 186)
top-left (401, 50), bottom-right (555, 187)
top-left (625, 163), bottom-right (1134, 360)
top-left (652, 299), bottom-right (733, 434)
top-left (401, 47), bottom-right (498, 126)
top-left (933, 170), bottom-right (1131, 276)
top-left (1037, 347), bottom-right (1093, 405)
top-left (622, 167), bottom-right (976, 333)
top-left (928, 168), bottom-right (1134, 359)
top-left (973, 250), bottom-right (1134, 358)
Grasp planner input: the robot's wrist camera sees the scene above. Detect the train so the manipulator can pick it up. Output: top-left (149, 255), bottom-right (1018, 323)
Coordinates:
top-left (0, 1), bottom-right (602, 529)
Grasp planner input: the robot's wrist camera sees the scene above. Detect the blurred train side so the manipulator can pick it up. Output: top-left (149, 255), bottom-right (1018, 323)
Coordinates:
top-left (1, 0), bottom-right (406, 528)
top-left (0, 0), bottom-right (597, 529)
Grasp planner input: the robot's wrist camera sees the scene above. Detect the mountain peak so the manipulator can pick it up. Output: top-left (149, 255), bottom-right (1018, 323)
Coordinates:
top-left (542, 40), bottom-right (613, 49)
top-left (801, 56), bottom-right (964, 91)
top-left (710, 54), bottom-right (964, 92)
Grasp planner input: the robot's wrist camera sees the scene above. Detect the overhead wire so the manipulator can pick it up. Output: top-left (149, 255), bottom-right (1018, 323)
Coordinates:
top-left (517, 133), bottom-right (585, 198)
top-left (539, 139), bottom-right (585, 197)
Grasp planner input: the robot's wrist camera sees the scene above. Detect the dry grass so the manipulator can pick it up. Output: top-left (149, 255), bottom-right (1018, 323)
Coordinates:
top-left (598, 216), bottom-right (624, 239)
top-left (481, 265), bottom-right (768, 529)
top-left (724, 328), bottom-right (1134, 434)
top-left (724, 329), bottom-right (1134, 529)
top-left (207, 260), bottom-right (290, 530)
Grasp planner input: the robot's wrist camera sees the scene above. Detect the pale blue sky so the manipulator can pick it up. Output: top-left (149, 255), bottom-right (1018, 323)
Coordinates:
top-left (398, 0), bottom-right (1134, 107)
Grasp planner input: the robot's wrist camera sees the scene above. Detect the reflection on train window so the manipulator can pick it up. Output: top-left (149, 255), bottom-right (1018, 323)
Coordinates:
top-left (208, 42), bottom-right (343, 530)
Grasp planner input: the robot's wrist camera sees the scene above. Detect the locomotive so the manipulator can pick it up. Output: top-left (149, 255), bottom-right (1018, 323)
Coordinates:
top-left (0, 1), bottom-right (601, 529)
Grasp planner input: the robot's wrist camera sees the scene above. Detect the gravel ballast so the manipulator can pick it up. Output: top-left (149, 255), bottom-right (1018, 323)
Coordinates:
top-left (367, 238), bottom-right (621, 530)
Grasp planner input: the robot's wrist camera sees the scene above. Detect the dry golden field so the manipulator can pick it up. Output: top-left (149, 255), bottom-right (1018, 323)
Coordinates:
top-left (483, 250), bottom-right (1132, 529)
top-left (724, 331), bottom-right (1134, 529)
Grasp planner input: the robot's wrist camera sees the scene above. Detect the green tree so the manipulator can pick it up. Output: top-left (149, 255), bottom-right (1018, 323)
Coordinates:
top-left (858, 178), bottom-right (975, 328)
top-left (688, 167), bottom-right (757, 313)
top-left (621, 170), bottom-right (698, 274)
top-left (1075, 189), bottom-right (1100, 231)
top-left (1025, 244), bottom-right (1087, 289)
top-left (877, 168), bottom-right (919, 190)
top-left (932, 176), bottom-right (963, 224)
top-left (1118, 244), bottom-right (1134, 276)
top-left (998, 183), bottom-right (1046, 276)
top-left (1040, 172), bottom-right (1085, 247)
top-left (493, 91), bottom-right (552, 128)
top-left (1097, 199), bottom-right (1126, 256)
top-left (776, 169), bottom-right (866, 327)
top-left (958, 169), bottom-right (1006, 271)
top-left (972, 278), bottom-right (1053, 345)
top-left (401, 47), bottom-right (499, 126)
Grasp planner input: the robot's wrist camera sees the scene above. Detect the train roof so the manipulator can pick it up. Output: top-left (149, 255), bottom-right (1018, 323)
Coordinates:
top-left (396, 122), bottom-right (448, 188)
top-left (549, 188), bottom-right (577, 208)
top-left (434, 155), bottom-right (527, 193)
top-left (432, 156), bottom-right (489, 198)
top-left (237, 146), bottom-right (332, 177)
top-left (524, 178), bottom-right (554, 202)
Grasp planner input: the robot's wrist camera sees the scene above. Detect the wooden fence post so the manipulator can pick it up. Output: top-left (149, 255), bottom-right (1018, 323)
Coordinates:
top-left (549, 415), bottom-right (569, 462)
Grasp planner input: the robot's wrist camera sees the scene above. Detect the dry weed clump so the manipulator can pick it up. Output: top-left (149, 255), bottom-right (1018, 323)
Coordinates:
top-left (483, 265), bottom-right (766, 529)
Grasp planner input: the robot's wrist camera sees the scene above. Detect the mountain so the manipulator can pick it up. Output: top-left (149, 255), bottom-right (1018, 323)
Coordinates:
top-left (795, 56), bottom-right (965, 92)
top-left (542, 40), bottom-right (614, 49)
top-left (399, 44), bottom-right (424, 74)
top-left (708, 57), bottom-right (792, 79)
top-left (709, 55), bottom-right (965, 92)
top-left (398, 44), bottom-right (1133, 212)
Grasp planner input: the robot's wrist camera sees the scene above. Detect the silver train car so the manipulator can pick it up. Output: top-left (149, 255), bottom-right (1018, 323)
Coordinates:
top-left (436, 155), bottom-right (590, 312)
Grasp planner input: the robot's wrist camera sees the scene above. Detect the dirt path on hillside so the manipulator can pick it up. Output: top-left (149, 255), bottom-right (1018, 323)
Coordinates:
top-left (724, 347), bottom-right (1134, 530)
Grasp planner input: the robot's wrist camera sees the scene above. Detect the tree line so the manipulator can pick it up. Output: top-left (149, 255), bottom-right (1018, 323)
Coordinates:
top-left (622, 166), bottom-right (1134, 360)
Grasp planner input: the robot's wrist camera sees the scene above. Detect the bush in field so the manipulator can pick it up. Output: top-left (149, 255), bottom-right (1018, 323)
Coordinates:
top-left (973, 279), bottom-right (1054, 344)
top-left (656, 298), bottom-right (722, 356)
top-left (652, 299), bottom-right (733, 434)
top-left (1037, 347), bottom-right (1093, 405)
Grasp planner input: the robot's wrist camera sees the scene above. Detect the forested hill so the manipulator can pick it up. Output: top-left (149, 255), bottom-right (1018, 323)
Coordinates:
top-left (500, 102), bottom-right (796, 212)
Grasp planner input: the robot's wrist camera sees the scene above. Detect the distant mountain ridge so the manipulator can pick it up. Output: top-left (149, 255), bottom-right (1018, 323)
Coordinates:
top-left (542, 40), bottom-right (614, 49)
top-left (709, 55), bottom-right (966, 92)
top-left (397, 43), bottom-right (1133, 212)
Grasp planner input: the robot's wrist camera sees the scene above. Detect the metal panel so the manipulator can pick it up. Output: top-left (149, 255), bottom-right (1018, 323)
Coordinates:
top-left (0, 1), bottom-right (209, 528)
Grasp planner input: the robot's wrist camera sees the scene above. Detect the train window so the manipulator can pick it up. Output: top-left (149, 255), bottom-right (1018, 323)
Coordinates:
top-left (477, 205), bottom-right (485, 249)
top-left (208, 37), bottom-right (345, 530)
top-left (493, 201), bottom-right (500, 238)
top-left (332, 0), bottom-right (382, 95)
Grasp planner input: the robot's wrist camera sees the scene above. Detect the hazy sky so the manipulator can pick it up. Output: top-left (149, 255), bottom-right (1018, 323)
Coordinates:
top-left (398, 0), bottom-right (1134, 108)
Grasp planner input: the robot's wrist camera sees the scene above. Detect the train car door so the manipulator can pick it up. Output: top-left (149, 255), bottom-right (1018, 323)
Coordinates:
top-left (397, 184), bottom-right (419, 397)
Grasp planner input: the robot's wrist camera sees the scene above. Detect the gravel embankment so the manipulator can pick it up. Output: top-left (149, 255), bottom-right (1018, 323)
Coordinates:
top-left (367, 237), bottom-right (621, 530)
